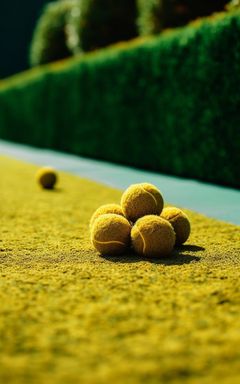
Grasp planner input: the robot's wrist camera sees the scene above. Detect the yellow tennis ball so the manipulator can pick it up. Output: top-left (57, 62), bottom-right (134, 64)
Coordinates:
top-left (161, 207), bottom-right (191, 246)
top-left (91, 213), bottom-right (131, 255)
top-left (36, 167), bottom-right (57, 189)
top-left (131, 215), bottom-right (175, 257)
top-left (89, 204), bottom-right (124, 228)
top-left (121, 183), bottom-right (164, 222)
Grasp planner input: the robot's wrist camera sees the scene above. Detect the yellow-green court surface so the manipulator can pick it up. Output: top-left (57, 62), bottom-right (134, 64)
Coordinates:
top-left (0, 156), bottom-right (240, 384)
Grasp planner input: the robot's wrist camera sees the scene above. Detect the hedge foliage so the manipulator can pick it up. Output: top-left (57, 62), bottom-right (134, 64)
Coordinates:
top-left (29, 0), bottom-right (76, 66)
top-left (0, 11), bottom-right (240, 187)
top-left (226, 0), bottom-right (240, 10)
top-left (67, 0), bottom-right (138, 53)
top-left (137, 0), bottom-right (228, 35)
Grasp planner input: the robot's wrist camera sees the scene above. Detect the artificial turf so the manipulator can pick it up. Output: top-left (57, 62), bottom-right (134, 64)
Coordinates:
top-left (0, 155), bottom-right (240, 384)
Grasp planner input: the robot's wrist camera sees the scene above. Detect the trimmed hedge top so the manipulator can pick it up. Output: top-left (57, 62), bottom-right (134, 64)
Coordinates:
top-left (67, 0), bottom-right (138, 53)
top-left (0, 10), bottom-right (240, 187)
top-left (137, 0), bottom-right (228, 35)
top-left (29, 0), bottom-right (75, 67)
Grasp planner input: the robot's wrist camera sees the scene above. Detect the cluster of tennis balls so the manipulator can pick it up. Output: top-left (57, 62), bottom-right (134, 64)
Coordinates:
top-left (35, 170), bottom-right (191, 258)
top-left (90, 183), bottom-right (191, 258)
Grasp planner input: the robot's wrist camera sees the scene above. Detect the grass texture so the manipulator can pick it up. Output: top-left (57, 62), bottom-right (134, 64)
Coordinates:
top-left (0, 156), bottom-right (240, 384)
top-left (0, 11), bottom-right (240, 187)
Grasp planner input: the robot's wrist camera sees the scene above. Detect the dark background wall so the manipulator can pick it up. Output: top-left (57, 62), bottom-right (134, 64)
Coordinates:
top-left (0, 0), bottom-right (50, 79)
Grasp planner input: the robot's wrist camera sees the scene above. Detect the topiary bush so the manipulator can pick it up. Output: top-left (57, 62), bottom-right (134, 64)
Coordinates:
top-left (29, 0), bottom-right (76, 67)
top-left (137, 0), bottom-right (228, 35)
top-left (66, 0), bottom-right (138, 54)
top-left (226, 0), bottom-right (240, 10)
top-left (137, 0), bottom-right (164, 35)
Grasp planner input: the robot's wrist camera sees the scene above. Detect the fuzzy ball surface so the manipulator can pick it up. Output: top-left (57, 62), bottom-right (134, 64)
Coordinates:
top-left (36, 167), bottom-right (57, 189)
top-left (121, 183), bottom-right (164, 222)
top-left (131, 215), bottom-right (175, 257)
top-left (90, 204), bottom-right (124, 228)
top-left (161, 207), bottom-right (191, 245)
top-left (91, 213), bottom-right (131, 255)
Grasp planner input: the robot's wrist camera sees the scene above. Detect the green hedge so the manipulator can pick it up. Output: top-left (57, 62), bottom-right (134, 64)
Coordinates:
top-left (29, 0), bottom-right (75, 67)
top-left (137, 0), bottom-right (228, 35)
top-left (67, 0), bottom-right (138, 53)
top-left (0, 11), bottom-right (240, 187)
top-left (227, 0), bottom-right (240, 10)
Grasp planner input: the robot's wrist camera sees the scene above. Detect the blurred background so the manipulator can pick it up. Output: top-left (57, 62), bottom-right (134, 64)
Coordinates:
top-left (0, 0), bottom-right (49, 78)
top-left (1, 0), bottom-right (234, 79)
top-left (0, 0), bottom-right (239, 189)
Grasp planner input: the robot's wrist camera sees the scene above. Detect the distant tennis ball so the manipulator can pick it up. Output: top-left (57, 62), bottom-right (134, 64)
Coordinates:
top-left (90, 204), bottom-right (124, 228)
top-left (131, 215), bottom-right (175, 257)
top-left (161, 207), bottom-right (191, 245)
top-left (121, 183), bottom-right (164, 222)
top-left (91, 213), bottom-right (131, 255)
top-left (36, 167), bottom-right (57, 189)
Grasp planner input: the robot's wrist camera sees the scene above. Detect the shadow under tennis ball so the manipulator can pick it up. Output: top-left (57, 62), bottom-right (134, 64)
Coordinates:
top-left (101, 244), bottom-right (203, 265)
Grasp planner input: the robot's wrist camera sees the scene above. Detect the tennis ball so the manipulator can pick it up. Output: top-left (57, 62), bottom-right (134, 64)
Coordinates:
top-left (90, 204), bottom-right (124, 228)
top-left (36, 167), bottom-right (57, 189)
top-left (91, 213), bottom-right (131, 255)
top-left (121, 183), bottom-right (164, 222)
top-left (161, 207), bottom-right (191, 245)
top-left (131, 215), bottom-right (175, 257)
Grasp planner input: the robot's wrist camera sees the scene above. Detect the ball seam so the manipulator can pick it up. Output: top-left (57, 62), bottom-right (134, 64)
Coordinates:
top-left (134, 225), bottom-right (147, 255)
top-left (93, 239), bottom-right (126, 246)
top-left (167, 213), bottom-right (182, 221)
top-left (141, 186), bottom-right (158, 208)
